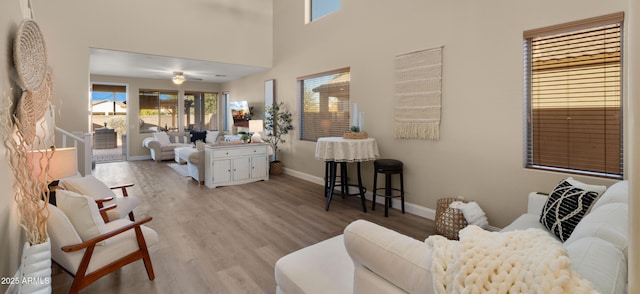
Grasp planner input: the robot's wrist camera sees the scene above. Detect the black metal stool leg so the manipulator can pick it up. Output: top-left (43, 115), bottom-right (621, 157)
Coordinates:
top-left (372, 169), bottom-right (378, 210)
top-left (385, 172), bottom-right (392, 217)
top-left (325, 161), bottom-right (337, 211)
top-left (340, 162), bottom-right (347, 198)
top-left (400, 172), bottom-right (405, 214)
top-left (324, 161), bottom-right (329, 197)
top-left (356, 162), bottom-right (367, 212)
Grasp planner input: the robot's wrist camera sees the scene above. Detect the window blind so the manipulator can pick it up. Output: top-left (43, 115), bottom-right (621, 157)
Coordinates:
top-left (299, 68), bottom-right (351, 141)
top-left (525, 13), bottom-right (623, 178)
top-left (92, 84), bottom-right (126, 93)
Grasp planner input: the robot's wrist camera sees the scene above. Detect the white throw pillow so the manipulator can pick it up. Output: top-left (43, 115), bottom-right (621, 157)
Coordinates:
top-left (206, 130), bottom-right (219, 143)
top-left (56, 189), bottom-right (107, 244)
top-left (153, 132), bottom-right (171, 146)
top-left (60, 175), bottom-right (116, 200)
top-left (565, 177), bottom-right (607, 195)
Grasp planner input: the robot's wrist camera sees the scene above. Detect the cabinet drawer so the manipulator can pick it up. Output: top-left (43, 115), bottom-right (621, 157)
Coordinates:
top-left (243, 146), bottom-right (267, 155)
top-left (213, 149), bottom-right (243, 158)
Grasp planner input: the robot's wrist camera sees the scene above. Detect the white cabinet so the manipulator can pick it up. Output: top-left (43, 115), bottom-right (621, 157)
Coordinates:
top-left (205, 143), bottom-right (269, 188)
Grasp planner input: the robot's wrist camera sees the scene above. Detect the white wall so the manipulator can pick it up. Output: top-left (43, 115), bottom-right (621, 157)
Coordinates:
top-left (224, 0), bottom-right (629, 228)
top-left (1, 1), bottom-right (32, 290)
top-left (31, 0), bottom-right (272, 133)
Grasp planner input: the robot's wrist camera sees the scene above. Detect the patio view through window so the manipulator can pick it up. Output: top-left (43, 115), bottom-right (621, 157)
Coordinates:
top-left (524, 13), bottom-right (623, 178)
top-left (139, 90), bottom-right (179, 132)
top-left (299, 68), bottom-right (350, 141)
top-left (184, 92), bottom-right (218, 131)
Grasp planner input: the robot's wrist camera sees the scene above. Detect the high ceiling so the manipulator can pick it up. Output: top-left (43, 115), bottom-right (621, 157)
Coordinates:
top-left (89, 48), bottom-right (269, 84)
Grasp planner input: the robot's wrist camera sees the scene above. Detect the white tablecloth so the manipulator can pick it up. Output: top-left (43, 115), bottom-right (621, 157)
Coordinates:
top-left (315, 137), bottom-right (379, 162)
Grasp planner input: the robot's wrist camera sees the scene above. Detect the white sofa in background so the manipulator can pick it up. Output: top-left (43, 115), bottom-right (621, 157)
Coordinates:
top-left (142, 131), bottom-right (192, 162)
top-left (275, 180), bottom-right (629, 294)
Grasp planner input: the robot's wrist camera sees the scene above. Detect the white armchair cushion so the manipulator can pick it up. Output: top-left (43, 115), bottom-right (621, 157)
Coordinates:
top-left (564, 203), bottom-right (628, 259)
top-left (592, 180), bottom-right (628, 210)
top-left (275, 235), bottom-right (353, 294)
top-left (344, 220), bottom-right (433, 293)
top-left (55, 190), bottom-right (107, 244)
top-left (105, 196), bottom-right (142, 220)
top-left (153, 131), bottom-right (171, 146)
top-left (60, 175), bottom-right (139, 221)
top-left (60, 175), bottom-right (116, 200)
top-left (565, 237), bottom-right (627, 294)
top-left (47, 203), bottom-right (83, 273)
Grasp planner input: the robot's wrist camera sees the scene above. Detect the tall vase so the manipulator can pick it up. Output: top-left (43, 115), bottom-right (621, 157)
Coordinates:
top-left (7, 240), bottom-right (52, 294)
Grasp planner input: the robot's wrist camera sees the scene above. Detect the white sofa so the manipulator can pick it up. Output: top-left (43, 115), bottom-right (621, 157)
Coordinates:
top-left (275, 180), bottom-right (628, 294)
top-left (142, 131), bottom-right (192, 162)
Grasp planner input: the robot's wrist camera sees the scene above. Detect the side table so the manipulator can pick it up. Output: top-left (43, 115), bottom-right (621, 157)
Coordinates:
top-left (315, 137), bottom-right (380, 212)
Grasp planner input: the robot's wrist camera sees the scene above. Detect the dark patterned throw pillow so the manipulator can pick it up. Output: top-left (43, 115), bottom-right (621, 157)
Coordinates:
top-left (539, 179), bottom-right (599, 241)
top-left (190, 130), bottom-right (206, 143)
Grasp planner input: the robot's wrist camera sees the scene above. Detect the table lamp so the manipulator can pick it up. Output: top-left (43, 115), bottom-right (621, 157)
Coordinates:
top-left (26, 147), bottom-right (78, 205)
top-left (249, 120), bottom-right (264, 143)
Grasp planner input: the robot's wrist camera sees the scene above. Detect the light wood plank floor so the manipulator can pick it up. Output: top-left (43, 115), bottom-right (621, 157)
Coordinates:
top-left (52, 160), bottom-right (435, 293)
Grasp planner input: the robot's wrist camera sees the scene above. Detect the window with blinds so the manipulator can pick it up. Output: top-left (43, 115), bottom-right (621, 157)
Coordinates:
top-left (524, 13), bottom-right (624, 178)
top-left (299, 68), bottom-right (350, 141)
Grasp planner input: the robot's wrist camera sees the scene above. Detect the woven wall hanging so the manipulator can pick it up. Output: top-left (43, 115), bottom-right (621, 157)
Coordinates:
top-left (394, 46), bottom-right (443, 140)
top-left (13, 19), bottom-right (47, 92)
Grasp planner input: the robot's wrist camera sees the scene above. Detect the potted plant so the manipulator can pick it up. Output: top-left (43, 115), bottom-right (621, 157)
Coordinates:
top-left (264, 102), bottom-right (293, 175)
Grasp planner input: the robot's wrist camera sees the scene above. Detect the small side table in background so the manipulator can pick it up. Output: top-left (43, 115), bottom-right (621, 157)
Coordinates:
top-left (315, 137), bottom-right (380, 212)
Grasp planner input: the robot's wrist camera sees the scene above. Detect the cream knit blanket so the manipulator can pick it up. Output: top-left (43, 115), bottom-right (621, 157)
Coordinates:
top-left (425, 226), bottom-right (596, 293)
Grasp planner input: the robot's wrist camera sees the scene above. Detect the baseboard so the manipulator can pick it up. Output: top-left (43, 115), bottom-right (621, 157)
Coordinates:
top-left (282, 167), bottom-right (437, 220)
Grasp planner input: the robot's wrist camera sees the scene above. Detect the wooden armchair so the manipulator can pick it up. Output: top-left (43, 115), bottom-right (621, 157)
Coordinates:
top-left (49, 190), bottom-right (158, 294)
top-left (60, 176), bottom-right (141, 222)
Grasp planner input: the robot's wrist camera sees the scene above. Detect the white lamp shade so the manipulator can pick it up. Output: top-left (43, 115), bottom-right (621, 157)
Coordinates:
top-left (249, 120), bottom-right (264, 133)
top-left (26, 147), bottom-right (78, 182)
top-left (249, 120), bottom-right (264, 142)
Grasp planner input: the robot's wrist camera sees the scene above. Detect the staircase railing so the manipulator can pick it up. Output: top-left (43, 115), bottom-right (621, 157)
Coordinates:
top-left (55, 127), bottom-right (92, 176)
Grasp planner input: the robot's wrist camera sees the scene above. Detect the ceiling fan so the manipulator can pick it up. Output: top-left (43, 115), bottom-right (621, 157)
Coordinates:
top-left (171, 71), bottom-right (203, 85)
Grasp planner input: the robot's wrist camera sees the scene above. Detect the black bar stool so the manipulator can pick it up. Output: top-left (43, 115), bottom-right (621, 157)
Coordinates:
top-left (372, 159), bottom-right (404, 217)
top-left (323, 161), bottom-right (367, 212)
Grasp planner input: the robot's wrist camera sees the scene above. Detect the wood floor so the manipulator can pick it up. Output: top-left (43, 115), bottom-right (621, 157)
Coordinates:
top-left (51, 160), bottom-right (435, 293)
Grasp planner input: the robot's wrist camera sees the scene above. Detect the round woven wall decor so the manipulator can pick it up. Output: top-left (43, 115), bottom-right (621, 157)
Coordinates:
top-left (13, 19), bottom-right (48, 92)
top-left (16, 71), bottom-right (52, 146)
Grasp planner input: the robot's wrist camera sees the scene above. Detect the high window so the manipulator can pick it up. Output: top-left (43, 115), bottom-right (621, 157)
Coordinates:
top-left (524, 13), bottom-right (624, 178)
top-left (184, 92), bottom-right (218, 131)
top-left (139, 90), bottom-right (179, 132)
top-left (306, 0), bottom-right (340, 23)
top-left (299, 68), bottom-right (350, 141)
